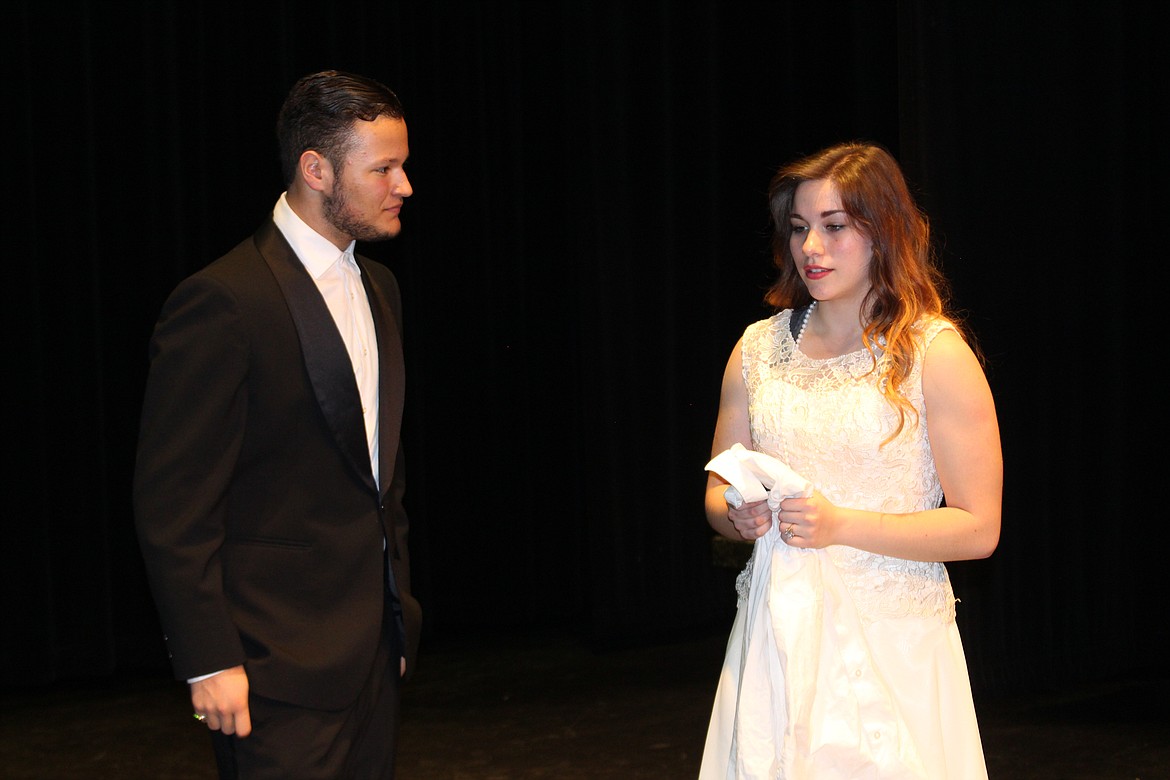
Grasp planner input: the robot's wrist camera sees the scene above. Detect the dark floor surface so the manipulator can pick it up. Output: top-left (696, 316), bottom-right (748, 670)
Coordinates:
top-left (3, 629), bottom-right (1168, 779)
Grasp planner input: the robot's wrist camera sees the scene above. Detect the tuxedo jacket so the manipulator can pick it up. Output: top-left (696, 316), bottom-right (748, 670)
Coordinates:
top-left (134, 218), bottom-right (421, 711)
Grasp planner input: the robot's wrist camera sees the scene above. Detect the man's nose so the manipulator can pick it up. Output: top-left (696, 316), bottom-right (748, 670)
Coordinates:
top-left (395, 172), bottom-right (413, 197)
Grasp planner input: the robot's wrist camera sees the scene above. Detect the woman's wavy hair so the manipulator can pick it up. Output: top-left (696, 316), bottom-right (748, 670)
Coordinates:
top-left (765, 141), bottom-right (956, 440)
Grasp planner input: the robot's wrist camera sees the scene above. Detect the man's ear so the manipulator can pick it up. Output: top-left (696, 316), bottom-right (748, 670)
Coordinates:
top-left (298, 150), bottom-right (332, 193)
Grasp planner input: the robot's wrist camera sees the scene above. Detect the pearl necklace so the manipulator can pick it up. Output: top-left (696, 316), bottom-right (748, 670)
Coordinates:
top-left (781, 300), bottom-right (817, 470)
top-left (794, 299), bottom-right (817, 349)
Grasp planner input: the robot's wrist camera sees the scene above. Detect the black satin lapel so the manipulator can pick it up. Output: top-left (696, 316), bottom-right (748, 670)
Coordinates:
top-left (254, 222), bottom-right (377, 494)
top-left (358, 260), bottom-right (405, 502)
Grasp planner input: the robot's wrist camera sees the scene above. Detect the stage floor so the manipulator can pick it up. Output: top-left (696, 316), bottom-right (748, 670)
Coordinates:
top-left (2, 629), bottom-right (1167, 779)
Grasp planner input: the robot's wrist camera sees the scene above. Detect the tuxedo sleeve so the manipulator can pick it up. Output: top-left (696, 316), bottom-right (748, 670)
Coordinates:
top-left (133, 273), bottom-right (250, 681)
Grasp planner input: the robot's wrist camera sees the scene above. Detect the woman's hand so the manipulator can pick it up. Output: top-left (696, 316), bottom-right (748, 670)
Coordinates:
top-left (727, 498), bottom-right (772, 541)
top-left (776, 491), bottom-right (840, 548)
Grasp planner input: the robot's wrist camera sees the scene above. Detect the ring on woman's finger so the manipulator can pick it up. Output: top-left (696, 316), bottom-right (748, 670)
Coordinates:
top-left (781, 524), bottom-right (795, 541)
top-left (193, 713), bottom-right (208, 722)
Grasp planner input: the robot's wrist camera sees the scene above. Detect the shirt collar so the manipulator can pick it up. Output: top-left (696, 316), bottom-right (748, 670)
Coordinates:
top-left (272, 192), bottom-right (358, 280)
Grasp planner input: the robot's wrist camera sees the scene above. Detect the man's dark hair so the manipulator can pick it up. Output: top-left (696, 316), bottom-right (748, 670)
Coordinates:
top-left (277, 70), bottom-right (404, 186)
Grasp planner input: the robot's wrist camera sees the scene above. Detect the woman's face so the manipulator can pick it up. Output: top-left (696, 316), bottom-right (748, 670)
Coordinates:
top-left (789, 179), bottom-right (873, 309)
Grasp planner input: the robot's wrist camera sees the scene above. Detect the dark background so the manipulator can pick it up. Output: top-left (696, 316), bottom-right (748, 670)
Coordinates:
top-left (5, 0), bottom-right (1167, 705)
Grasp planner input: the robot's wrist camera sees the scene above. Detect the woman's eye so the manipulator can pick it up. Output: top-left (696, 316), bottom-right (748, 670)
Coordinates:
top-left (790, 225), bottom-right (808, 234)
top-left (826, 223), bottom-right (846, 232)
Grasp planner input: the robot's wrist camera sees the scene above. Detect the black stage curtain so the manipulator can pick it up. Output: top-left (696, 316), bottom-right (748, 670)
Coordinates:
top-left (6, 0), bottom-right (1167, 698)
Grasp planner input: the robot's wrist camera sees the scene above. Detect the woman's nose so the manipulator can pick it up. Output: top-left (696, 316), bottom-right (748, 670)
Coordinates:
top-left (802, 229), bottom-right (822, 257)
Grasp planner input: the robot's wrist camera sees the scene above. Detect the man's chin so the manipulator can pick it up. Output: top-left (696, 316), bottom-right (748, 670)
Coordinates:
top-left (373, 217), bottom-right (403, 240)
top-left (354, 222), bottom-right (402, 243)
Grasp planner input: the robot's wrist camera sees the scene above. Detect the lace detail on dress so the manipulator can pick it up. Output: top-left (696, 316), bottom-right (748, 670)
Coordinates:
top-left (740, 310), bottom-right (959, 623)
top-left (734, 551), bottom-right (754, 604)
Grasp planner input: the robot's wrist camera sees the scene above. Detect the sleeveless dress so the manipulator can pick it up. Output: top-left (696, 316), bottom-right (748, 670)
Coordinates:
top-left (698, 309), bottom-right (988, 780)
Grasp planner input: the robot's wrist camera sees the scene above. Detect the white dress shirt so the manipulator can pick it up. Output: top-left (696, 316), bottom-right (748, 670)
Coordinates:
top-left (273, 193), bottom-right (381, 488)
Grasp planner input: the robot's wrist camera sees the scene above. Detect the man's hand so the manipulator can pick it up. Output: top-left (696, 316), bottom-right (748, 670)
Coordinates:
top-left (190, 665), bottom-right (252, 737)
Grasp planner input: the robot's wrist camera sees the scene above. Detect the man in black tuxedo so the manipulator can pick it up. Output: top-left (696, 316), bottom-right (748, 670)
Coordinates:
top-left (134, 70), bottom-right (421, 779)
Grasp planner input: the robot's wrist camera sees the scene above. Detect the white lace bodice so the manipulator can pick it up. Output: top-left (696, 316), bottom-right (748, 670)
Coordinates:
top-left (741, 309), bottom-right (958, 623)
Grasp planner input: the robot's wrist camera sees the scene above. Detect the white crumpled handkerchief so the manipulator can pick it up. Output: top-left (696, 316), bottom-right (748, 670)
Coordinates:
top-left (705, 442), bottom-right (813, 509)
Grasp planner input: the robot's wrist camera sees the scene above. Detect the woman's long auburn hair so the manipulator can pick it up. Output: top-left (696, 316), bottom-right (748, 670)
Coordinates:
top-left (765, 141), bottom-right (955, 441)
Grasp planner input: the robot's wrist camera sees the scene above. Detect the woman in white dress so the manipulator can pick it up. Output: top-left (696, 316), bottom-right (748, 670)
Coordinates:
top-left (700, 142), bottom-right (1001, 779)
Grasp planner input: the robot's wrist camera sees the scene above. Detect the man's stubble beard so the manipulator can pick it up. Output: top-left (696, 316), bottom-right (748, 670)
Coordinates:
top-left (322, 177), bottom-right (396, 243)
